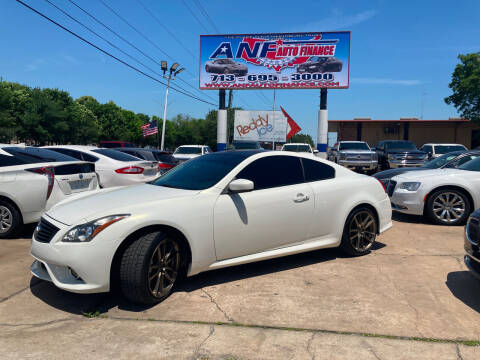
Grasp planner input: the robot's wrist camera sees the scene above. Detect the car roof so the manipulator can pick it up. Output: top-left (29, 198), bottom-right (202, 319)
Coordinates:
top-left (114, 147), bottom-right (151, 152)
top-left (338, 141), bottom-right (366, 143)
top-left (177, 145), bottom-right (206, 148)
top-left (283, 143), bottom-right (310, 146)
top-left (44, 145), bottom-right (99, 151)
top-left (423, 143), bottom-right (466, 146)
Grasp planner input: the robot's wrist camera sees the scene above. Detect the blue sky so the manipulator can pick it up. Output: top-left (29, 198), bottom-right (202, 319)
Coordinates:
top-left (2, 0), bottom-right (479, 140)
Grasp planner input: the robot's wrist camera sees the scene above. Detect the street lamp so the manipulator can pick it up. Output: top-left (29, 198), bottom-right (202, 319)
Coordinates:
top-left (160, 62), bottom-right (184, 151)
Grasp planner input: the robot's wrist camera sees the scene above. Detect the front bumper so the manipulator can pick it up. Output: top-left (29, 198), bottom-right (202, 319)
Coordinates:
top-left (390, 189), bottom-right (425, 215)
top-left (464, 229), bottom-right (480, 280)
top-left (30, 216), bottom-right (113, 294)
top-left (388, 159), bottom-right (426, 168)
top-left (338, 160), bottom-right (378, 170)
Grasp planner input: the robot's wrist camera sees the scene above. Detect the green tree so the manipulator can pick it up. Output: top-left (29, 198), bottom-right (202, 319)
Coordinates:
top-left (289, 133), bottom-right (314, 147)
top-left (445, 52), bottom-right (480, 124)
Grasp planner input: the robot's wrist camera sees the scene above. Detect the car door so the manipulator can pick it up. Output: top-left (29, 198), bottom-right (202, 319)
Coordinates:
top-left (213, 155), bottom-right (314, 260)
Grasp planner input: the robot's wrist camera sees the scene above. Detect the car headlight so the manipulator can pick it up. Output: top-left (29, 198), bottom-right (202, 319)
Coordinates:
top-left (339, 153), bottom-right (346, 160)
top-left (62, 215), bottom-right (129, 242)
top-left (399, 182), bottom-right (421, 191)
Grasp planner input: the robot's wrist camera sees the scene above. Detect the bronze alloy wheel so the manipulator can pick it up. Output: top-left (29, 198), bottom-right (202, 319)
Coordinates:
top-left (147, 238), bottom-right (180, 298)
top-left (349, 210), bottom-right (377, 252)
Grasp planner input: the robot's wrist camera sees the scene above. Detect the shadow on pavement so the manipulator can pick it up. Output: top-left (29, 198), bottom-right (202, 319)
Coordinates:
top-left (446, 271), bottom-right (480, 314)
top-left (30, 243), bottom-right (386, 315)
top-left (392, 212), bottom-right (424, 224)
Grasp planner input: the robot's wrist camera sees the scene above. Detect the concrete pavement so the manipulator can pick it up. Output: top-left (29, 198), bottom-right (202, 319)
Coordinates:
top-left (1, 215), bottom-right (480, 358)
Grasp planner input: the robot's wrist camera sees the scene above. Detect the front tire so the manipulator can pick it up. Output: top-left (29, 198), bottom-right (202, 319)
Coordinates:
top-left (0, 200), bottom-right (22, 239)
top-left (340, 207), bottom-right (377, 256)
top-left (120, 231), bottom-right (182, 305)
top-left (426, 189), bottom-right (470, 225)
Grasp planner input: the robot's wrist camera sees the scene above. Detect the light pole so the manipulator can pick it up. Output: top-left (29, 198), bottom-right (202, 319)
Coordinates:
top-left (160, 61), bottom-right (184, 151)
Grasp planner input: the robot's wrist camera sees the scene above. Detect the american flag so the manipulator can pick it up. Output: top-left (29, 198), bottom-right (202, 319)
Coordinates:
top-left (141, 120), bottom-right (158, 137)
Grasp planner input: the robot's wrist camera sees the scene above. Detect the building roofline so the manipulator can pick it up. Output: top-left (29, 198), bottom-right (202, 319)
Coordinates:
top-left (329, 118), bottom-right (468, 123)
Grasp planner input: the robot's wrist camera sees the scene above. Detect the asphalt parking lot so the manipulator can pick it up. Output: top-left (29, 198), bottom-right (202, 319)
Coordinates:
top-left (1, 215), bottom-right (480, 359)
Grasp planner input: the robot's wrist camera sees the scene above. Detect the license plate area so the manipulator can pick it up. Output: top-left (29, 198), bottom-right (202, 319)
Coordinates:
top-left (69, 179), bottom-right (91, 191)
top-left (144, 169), bottom-right (157, 176)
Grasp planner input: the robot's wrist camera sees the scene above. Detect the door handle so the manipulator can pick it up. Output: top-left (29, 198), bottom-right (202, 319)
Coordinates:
top-left (293, 193), bottom-right (310, 203)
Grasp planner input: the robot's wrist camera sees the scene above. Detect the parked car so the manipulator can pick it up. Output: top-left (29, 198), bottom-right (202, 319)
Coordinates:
top-left (464, 208), bottom-right (480, 280)
top-left (44, 145), bottom-right (160, 188)
top-left (113, 148), bottom-right (178, 174)
top-left (328, 141), bottom-right (378, 173)
top-left (376, 140), bottom-right (427, 169)
top-left (30, 150), bottom-right (392, 304)
top-left (205, 59), bottom-right (248, 76)
top-left (229, 141), bottom-right (262, 150)
top-left (297, 57), bottom-right (343, 73)
top-left (374, 150), bottom-right (479, 187)
top-left (421, 143), bottom-right (467, 159)
top-left (281, 143), bottom-right (316, 155)
top-left (99, 141), bottom-right (135, 148)
top-left (0, 145), bottom-right (99, 238)
top-left (173, 145), bottom-right (212, 162)
top-left (389, 157), bottom-right (480, 225)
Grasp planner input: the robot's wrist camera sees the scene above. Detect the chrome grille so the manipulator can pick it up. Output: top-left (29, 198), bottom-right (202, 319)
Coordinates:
top-left (34, 218), bottom-right (59, 243)
top-left (345, 154), bottom-right (371, 161)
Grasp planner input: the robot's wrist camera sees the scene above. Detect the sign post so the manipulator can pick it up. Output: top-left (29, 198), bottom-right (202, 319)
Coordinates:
top-left (317, 88), bottom-right (328, 158)
top-left (217, 89), bottom-right (227, 151)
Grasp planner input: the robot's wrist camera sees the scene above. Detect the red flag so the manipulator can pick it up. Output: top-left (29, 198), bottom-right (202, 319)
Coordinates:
top-left (281, 106), bottom-right (301, 140)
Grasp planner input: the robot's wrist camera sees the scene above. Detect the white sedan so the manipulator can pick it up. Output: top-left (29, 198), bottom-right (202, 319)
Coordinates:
top-left (0, 145), bottom-right (99, 238)
top-left (389, 157), bottom-right (480, 225)
top-left (44, 145), bottom-right (160, 188)
top-left (30, 150), bottom-right (392, 304)
top-left (173, 145), bottom-right (212, 162)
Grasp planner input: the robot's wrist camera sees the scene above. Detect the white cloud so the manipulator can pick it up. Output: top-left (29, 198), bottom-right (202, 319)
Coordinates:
top-left (25, 58), bottom-right (47, 72)
top-left (294, 9), bottom-right (377, 32)
top-left (351, 77), bottom-right (422, 86)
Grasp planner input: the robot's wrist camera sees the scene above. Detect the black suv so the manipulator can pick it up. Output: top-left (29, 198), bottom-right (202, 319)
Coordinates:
top-left (375, 140), bottom-right (427, 170)
top-left (465, 208), bottom-right (480, 280)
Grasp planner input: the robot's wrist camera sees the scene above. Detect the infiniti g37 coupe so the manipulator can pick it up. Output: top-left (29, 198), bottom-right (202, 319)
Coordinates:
top-left (297, 57), bottom-right (343, 73)
top-left (31, 151), bottom-right (392, 305)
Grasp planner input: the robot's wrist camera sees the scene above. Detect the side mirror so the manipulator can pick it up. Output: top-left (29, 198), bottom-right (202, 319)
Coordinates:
top-left (229, 179), bottom-right (254, 193)
top-left (371, 147), bottom-right (376, 151)
top-left (313, 149), bottom-right (319, 153)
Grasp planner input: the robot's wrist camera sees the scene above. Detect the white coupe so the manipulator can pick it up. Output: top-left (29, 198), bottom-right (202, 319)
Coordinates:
top-left (31, 151), bottom-right (392, 304)
top-left (389, 157), bottom-right (480, 225)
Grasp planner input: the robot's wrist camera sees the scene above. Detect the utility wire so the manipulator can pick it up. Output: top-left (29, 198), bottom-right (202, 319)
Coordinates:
top-left (192, 0), bottom-right (219, 33)
top-left (182, 0), bottom-right (209, 33)
top-left (16, 0), bottom-right (217, 106)
top-left (66, 0), bottom-right (216, 103)
top-left (45, 0), bottom-right (199, 99)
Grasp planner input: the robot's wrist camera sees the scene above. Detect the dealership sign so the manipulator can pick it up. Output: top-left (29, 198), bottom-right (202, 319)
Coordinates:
top-left (234, 110), bottom-right (287, 142)
top-left (200, 32), bottom-right (350, 90)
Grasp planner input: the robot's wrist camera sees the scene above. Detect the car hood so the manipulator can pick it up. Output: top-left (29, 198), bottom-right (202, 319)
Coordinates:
top-left (46, 184), bottom-right (199, 226)
top-left (373, 167), bottom-right (427, 180)
top-left (385, 150), bottom-right (426, 155)
top-left (391, 168), bottom-right (465, 182)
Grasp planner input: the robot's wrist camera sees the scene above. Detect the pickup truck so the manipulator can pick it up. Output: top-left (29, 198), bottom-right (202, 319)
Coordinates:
top-left (375, 140), bottom-right (427, 170)
top-left (327, 141), bottom-right (378, 173)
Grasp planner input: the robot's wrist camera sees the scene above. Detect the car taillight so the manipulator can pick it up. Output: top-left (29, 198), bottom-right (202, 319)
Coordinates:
top-left (158, 163), bottom-right (173, 169)
top-left (27, 166), bottom-right (55, 200)
top-left (376, 178), bottom-right (387, 193)
top-left (115, 166), bottom-right (144, 174)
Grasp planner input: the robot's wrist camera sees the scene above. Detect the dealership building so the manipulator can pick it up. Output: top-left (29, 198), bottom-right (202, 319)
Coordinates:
top-left (328, 118), bottom-right (480, 149)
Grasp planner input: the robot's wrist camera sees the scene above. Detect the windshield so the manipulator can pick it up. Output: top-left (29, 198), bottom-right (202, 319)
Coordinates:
top-left (435, 145), bottom-right (466, 154)
top-left (283, 144), bottom-right (311, 152)
top-left (385, 141), bottom-right (417, 151)
top-left (174, 147), bottom-right (202, 154)
top-left (152, 152), bottom-right (254, 190)
top-left (232, 142), bottom-right (260, 149)
top-left (338, 142), bottom-right (370, 151)
top-left (459, 157), bottom-right (480, 171)
top-left (423, 152), bottom-right (460, 169)
top-left (92, 149), bottom-right (141, 161)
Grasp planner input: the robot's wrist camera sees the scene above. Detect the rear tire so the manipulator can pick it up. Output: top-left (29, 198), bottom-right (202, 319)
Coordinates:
top-left (119, 231), bottom-right (182, 305)
top-left (340, 206), bottom-right (377, 256)
top-left (426, 189), bottom-right (470, 226)
top-left (0, 200), bottom-right (22, 239)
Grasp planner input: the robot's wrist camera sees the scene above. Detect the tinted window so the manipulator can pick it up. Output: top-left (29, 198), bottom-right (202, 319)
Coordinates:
top-left (283, 144), bottom-right (311, 153)
top-left (92, 149), bottom-right (141, 161)
top-left (457, 155), bottom-right (478, 166)
top-left (174, 147), bottom-right (202, 154)
top-left (385, 141), bottom-right (416, 150)
top-left (236, 155), bottom-right (303, 190)
top-left (423, 153), bottom-right (459, 169)
top-left (338, 142), bottom-right (370, 151)
top-left (232, 141), bottom-right (261, 150)
top-left (3, 147), bottom-right (77, 163)
top-left (435, 145), bottom-right (467, 154)
top-left (0, 154), bottom-right (24, 167)
top-left (153, 152), bottom-right (177, 163)
top-left (152, 152), bottom-right (255, 190)
top-left (81, 152), bottom-right (99, 162)
top-left (302, 158), bottom-right (335, 181)
top-left (422, 145), bottom-right (433, 153)
top-left (459, 157), bottom-right (480, 172)
top-left (48, 148), bottom-right (83, 160)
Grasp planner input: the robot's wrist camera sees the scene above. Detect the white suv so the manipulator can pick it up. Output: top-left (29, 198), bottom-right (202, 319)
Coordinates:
top-left (281, 143), bottom-right (317, 156)
top-left (173, 145), bottom-right (212, 162)
top-left (421, 143), bottom-right (467, 160)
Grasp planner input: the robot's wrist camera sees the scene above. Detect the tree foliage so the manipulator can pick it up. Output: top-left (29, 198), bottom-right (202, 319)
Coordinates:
top-left (445, 52), bottom-right (480, 124)
top-left (289, 133), bottom-right (315, 147)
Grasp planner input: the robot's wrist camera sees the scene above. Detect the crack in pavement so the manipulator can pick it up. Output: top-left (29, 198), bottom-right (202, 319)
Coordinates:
top-left (192, 324), bottom-right (215, 360)
top-left (306, 332), bottom-right (316, 360)
top-left (0, 281), bottom-right (42, 304)
top-left (0, 317), bottom-right (75, 328)
top-left (456, 344), bottom-right (464, 360)
top-left (363, 339), bottom-right (382, 360)
top-left (201, 288), bottom-right (234, 322)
